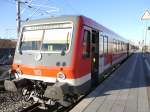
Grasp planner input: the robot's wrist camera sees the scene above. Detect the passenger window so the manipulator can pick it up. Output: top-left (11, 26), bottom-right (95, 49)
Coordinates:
top-left (99, 33), bottom-right (103, 56)
top-left (113, 39), bottom-right (117, 54)
top-left (121, 42), bottom-right (124, 51)
top-left (117, 40), bottom-right (119, 52)
top-left (83, 30), bottom-right (91, 58)
top-left (104, 36), bottom-right (108, 55)
top-left (119, 41), bottom-right (121, 51)
top-left (118, 41), bottom-right (120, 52)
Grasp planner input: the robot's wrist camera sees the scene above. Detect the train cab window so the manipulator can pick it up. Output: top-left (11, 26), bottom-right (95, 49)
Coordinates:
top-left (42, 28), bottom-right (72, 52)
top-left (104, 36), bottom-right (108, 55)
top-left (82, 30), bottom-right (91, 58)
top-left (20, 23), bottom-right (73, 53)
top-left (20, 30), bottom-right (43, 51)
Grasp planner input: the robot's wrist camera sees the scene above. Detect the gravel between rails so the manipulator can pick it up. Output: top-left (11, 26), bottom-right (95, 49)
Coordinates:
top-left (0, 91), bottom-right (33, 112)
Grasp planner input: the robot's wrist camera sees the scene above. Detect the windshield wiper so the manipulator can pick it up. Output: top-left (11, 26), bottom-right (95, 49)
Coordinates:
top-left (66, 32), bottom-right (69, 50)
top-left (61, 48), bottom-right (65, 56)
top-left (19, 43), bottom-right (22, 54)
top-left (61, 32), bottom-right (70, 56)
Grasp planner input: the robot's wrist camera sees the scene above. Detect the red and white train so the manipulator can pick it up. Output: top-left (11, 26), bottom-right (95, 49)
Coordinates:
top-left (5, 15), bottom-right (134, 106)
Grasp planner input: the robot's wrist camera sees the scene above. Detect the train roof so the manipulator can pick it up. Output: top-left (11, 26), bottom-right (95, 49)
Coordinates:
top-left (23, 15), bottom-right (78, 26)
top-left (81, 16), bottom-right (129, 43)
top-left (22, 15), bottom-right (129, 43)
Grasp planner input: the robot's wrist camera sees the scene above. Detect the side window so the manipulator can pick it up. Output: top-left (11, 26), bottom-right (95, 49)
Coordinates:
top-left (116, 40), bottom-right (118, 53)
top-left (104, 36), bottom-right (108, 55)
top-left (99, 33), bottom-right (103, 56)
top-left (120, 41), bottom-right (122, 52)
top-left (121, 42), bottom-right (124, 51)
top-left (123, 42), bottom-right (125, 51)
top-left (118, 41), bottom-right (120, 52)
top-left (113, 39), bottom-right (117, 54)
top-left (117, 40), bottom-right (119, 52)
top-left (120, 41), bottom-right (122, 51)
top-left (83, 30), bottom-right (91, 58)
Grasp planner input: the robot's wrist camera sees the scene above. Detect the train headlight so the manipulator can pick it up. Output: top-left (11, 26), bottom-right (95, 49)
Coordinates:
top-left (57, 72), bottom-right (66, 80)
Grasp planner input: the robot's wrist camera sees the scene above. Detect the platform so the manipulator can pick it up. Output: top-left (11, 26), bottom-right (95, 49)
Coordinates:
top-left (70, 53), bottom-right (150, 112)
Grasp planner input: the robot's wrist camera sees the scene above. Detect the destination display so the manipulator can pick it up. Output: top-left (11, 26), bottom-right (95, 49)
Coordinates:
top-left (24, 22), bottom-right (73, 31)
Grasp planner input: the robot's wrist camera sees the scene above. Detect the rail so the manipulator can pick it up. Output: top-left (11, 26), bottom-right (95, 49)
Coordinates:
top-left (20, 103), bottom-right (40, 112)
top-left (0, 54), bottom-right (131, 112)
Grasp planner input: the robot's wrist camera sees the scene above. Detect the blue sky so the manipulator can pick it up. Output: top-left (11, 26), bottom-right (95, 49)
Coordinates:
top-left (0, 0), bottom-right (150, 45)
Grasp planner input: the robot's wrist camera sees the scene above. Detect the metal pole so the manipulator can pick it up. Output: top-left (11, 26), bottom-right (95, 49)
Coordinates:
top-left (145, 22), bottom-right (148, 51)
top-left (16, 0), bottom-right (21, 37)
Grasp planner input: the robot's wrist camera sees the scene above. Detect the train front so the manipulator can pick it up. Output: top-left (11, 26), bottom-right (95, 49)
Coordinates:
top-left (4, 16), bottom-right (78, 106)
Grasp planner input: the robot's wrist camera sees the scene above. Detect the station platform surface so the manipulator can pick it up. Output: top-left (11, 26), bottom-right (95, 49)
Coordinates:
top-left (70, 53), bottom-right (150, 112)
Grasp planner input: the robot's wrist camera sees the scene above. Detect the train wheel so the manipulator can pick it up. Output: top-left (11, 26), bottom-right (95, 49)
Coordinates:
top-left (22, 88), bottom-right (31, 102)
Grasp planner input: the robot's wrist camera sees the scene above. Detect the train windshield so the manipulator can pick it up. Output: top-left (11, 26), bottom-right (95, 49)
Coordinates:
top-left (20, 23), bottom-right (73, 53)
top-left (20, 30), bottom-right (43, 51)
top-left (42, 28), bottom-right (72, 52)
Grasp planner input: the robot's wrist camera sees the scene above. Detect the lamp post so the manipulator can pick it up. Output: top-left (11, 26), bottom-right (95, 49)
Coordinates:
top-left (141, 10), bottom-right (150, 52)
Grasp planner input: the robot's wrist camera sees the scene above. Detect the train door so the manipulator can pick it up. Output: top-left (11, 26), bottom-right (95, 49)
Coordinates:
top-left (99, 33), bottom-right (104, 74)
top-left (91, 30), bottom-right (99, 87)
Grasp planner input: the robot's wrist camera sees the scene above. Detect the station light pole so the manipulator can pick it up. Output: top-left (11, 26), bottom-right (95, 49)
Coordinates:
top-left (145, 22), bottom-right (148, 49)
top-left (141, 10), bottom-right (150, 52)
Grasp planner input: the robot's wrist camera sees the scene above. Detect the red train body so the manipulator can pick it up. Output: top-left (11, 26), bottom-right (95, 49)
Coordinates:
top-left (4, 15), bottom-right (133, 106)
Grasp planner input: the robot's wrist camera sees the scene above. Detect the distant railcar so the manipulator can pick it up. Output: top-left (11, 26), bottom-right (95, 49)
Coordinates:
top-left (0, 39), bottom-right (16, 48)
top-left (0, 39), bottom-right (16, 64)
top-left (4, 15), bottom-right (134, 107)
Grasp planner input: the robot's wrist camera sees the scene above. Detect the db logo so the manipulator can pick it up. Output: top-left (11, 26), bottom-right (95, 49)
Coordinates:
top-left (34, 70), bottom-right (42, 76)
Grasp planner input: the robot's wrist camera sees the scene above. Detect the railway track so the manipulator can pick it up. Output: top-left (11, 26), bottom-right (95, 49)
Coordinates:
top-left (0, 56), bottom-right (130, 112)
top-left (19, 56), bottom-right (130, 112)
top-left (20, 103), bottom-right (40, 112)
top-left (0, 90), bottom-right (33, 112)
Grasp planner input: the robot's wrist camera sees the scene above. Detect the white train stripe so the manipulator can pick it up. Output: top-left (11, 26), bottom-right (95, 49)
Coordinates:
top-left (15, 73), bottom-right (91, 86)
top-left (15, 73), bottom-right (57, 83)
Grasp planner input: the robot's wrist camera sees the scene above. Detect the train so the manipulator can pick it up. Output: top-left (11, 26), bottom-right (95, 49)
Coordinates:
top-left (4, 15), bottom-right (135, 107)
